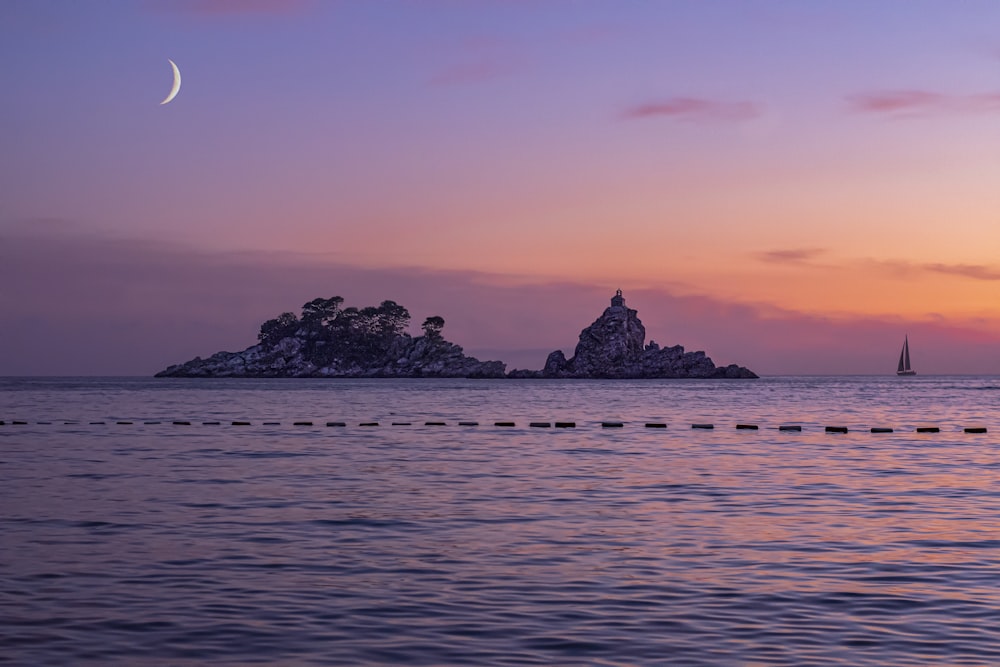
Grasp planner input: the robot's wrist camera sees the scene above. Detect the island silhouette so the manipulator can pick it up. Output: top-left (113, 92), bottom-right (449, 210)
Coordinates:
top-left (156, 291), bottom-right (757, 379)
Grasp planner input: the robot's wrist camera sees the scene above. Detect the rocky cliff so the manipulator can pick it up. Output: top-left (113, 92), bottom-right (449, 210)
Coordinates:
top-left (155, 297), bottom-right (506, 378)
top-left (513, 290), bottom-right (757, 379)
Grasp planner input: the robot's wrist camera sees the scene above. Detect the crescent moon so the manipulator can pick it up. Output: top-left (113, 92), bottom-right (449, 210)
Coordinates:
top-left (160, 59), bottom-right (181, 105)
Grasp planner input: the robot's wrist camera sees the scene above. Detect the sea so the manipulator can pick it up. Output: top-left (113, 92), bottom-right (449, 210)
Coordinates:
top-left (1, 376), bottom-right (999, 666)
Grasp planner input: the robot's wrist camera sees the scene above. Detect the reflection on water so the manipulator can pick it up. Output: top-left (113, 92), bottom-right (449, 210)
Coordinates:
top-left (1, 377), bottom-right (999, 665)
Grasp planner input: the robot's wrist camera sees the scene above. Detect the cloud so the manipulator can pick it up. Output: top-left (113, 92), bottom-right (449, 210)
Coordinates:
top-left (562, 22), bottom-right (627, 46)
top-left (425, 31), bottom-right (525, 86)
top-left (848, 89), bottom-right (1000, 116)
top-left (167, 0), bottom-right (311, 16)
top-left (429, 60), bottom-right (518, 86)
top-left (4, 227), bottom-right (1000, 376)
top-left (859, 258), bottom-right (1000, 282)
top-left (622, 97), bottom-right (759, 122)
top-left (923, 263), bottom-right (1000, 281)
top-left (755, 248), bottom-right (827, 264)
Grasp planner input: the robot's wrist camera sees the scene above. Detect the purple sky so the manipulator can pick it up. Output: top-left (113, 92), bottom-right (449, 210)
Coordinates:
top-left (3, 1), bottom-right (1000, 375)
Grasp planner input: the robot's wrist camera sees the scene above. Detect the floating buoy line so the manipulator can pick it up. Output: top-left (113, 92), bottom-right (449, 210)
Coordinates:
top-left (0, 419), bottom-right (991, 434)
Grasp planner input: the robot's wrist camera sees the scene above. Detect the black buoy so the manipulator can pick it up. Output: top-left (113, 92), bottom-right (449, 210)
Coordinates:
top-left (359, 422), bottom-right (379, 426)
top-left (826, 426), bottom-right (848, 433)
top-left (779, 425), bottom-right (802, 432)
top-left (529, 422), bottom-right (551, 428)
top-left (326, 422), bottom-right (346, 427)
top-left (555, 422), bottom-right (576, 428)
top-left (203, 421), bottom-right (221, 426)
top-left (645, 423), bottom-right (667, 428)
top-left (601, 421), bottom-right (624, 428)
top-left (871, 427), bottom-right (894, 433)
top-left (495, 421), bottom-right (516, 427)
top-left (916, 426), bottom-right (940, 433)
top-left (116, 421), bottom-right (133, 425)
top-left (459, 421), bottom-right (479, 426)
top-left (692, 423), bottom-right (714, 429)
top-left (262, 421), bottom-right (281, 426)
top-left (232, 421), bottom-right (251, 426)
top-left (392, 422), bottom-right (412, 426)
top-left (736, 424), bottom-right (758, 430)
top-left (965, 427), bottom-right (988, 434)
top-left (293, 421), bottom-right (313, 426)
top-left (13, 420), bottom-right (27, 425)
top-left (425, 421), bottom-right (446, 426)
top-left (144, 421), bottom-right (161, 425)
top-left (173, 421), bottom-right (191, 426)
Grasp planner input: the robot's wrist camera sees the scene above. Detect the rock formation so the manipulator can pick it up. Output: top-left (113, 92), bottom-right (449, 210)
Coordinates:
top-left (155, 297), bottom-right (506, 378)
top-left (514, 290), bottom-right (757, 379)
top-left (156, 292), bottom-right (755, 380)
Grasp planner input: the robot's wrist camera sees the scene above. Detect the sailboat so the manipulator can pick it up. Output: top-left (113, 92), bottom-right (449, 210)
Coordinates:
top-left (896, 336), bottom-right (916, 376)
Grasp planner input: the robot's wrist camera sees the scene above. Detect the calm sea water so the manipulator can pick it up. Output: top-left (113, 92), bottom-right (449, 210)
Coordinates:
top-left (2, 376), bottom-right (999, 666)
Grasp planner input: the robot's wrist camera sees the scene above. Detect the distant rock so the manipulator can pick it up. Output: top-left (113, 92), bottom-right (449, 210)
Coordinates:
top-left (518, 290), bottom-right (757, 379)
top-left (156, 297), bottom-right (506, 378)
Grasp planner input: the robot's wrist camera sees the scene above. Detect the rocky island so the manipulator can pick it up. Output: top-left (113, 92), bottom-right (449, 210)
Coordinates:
top-left (156, 298), bottom-right (506, 378)
top-left (156, 291), bottom-right (756, 379)
top-left (508, 290), bottom-right (757, 379)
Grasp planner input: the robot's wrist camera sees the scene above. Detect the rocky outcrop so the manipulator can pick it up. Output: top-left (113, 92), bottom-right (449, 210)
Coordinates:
top-left (519, 290), bottom-right (757, 379)
top-left (156, 292), bottom-right (755, 380)
top-left (156, 297), bottom-right (506, 378)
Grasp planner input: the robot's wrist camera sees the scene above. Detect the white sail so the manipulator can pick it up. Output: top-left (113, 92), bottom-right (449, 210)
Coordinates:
top-left (897, 336), bottom-right (915, 375)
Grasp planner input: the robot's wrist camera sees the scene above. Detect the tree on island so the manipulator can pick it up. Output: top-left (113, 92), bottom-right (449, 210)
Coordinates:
top-left (300, 296), bottom-right (343, 327)
top-left (258, 311), bottom-right (299, 347)
top-left (256, 297), bottom-right (421, 362)
top-left (422, 316), bottom-right (445, 339)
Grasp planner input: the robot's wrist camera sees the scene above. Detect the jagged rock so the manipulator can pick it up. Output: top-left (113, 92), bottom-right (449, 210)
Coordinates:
top-left (536, 290), bottom-right (757, 379)
top-left (156, 297), bottom-right (506, 378)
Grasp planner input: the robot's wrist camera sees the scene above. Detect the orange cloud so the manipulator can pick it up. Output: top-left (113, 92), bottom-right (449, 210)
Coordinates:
top-left (923, 263), bottom-right (1000, 281)
top-left (755, 248), bottom-right (827, 264)
top-left (857, 259), bottom-right (1000, 282)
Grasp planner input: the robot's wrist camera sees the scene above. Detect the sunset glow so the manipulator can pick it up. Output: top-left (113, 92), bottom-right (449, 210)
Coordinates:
top-left (3, 1), bottom-right (1000, 375)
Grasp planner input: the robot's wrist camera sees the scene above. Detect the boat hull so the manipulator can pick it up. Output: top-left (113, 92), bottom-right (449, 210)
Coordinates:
top-left (897, 370), bottom-right (916, 376)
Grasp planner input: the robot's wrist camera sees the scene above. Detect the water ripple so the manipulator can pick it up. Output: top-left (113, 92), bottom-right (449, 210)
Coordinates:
top-left (2, 377), bottom-right (999, 665)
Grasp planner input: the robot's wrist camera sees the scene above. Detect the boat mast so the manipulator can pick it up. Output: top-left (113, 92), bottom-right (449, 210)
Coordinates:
top-left (903, 336), bottom-right (911, 372)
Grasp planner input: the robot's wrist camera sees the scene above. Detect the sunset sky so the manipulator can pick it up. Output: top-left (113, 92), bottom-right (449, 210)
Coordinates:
top-left (3, 0), bottom-right (1000, 375)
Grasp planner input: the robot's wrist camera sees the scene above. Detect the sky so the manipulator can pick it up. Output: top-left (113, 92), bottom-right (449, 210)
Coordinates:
top-left (2, 0), bottom-right (1000, 375)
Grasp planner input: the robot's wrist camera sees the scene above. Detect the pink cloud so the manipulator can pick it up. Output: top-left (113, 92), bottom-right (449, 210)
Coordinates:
top-left (562, 22), bottom-right (627, 46)
top-left (848, 89), bottom-right (1000, 116)
top-left (429, 60), bottom-right (518, 86)
top-left (424, 32), bottom-right (525, 86)
top-left (168, 0), bottom-right (311, 16)
top-left (622, 97), bottom-right (759, 122)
